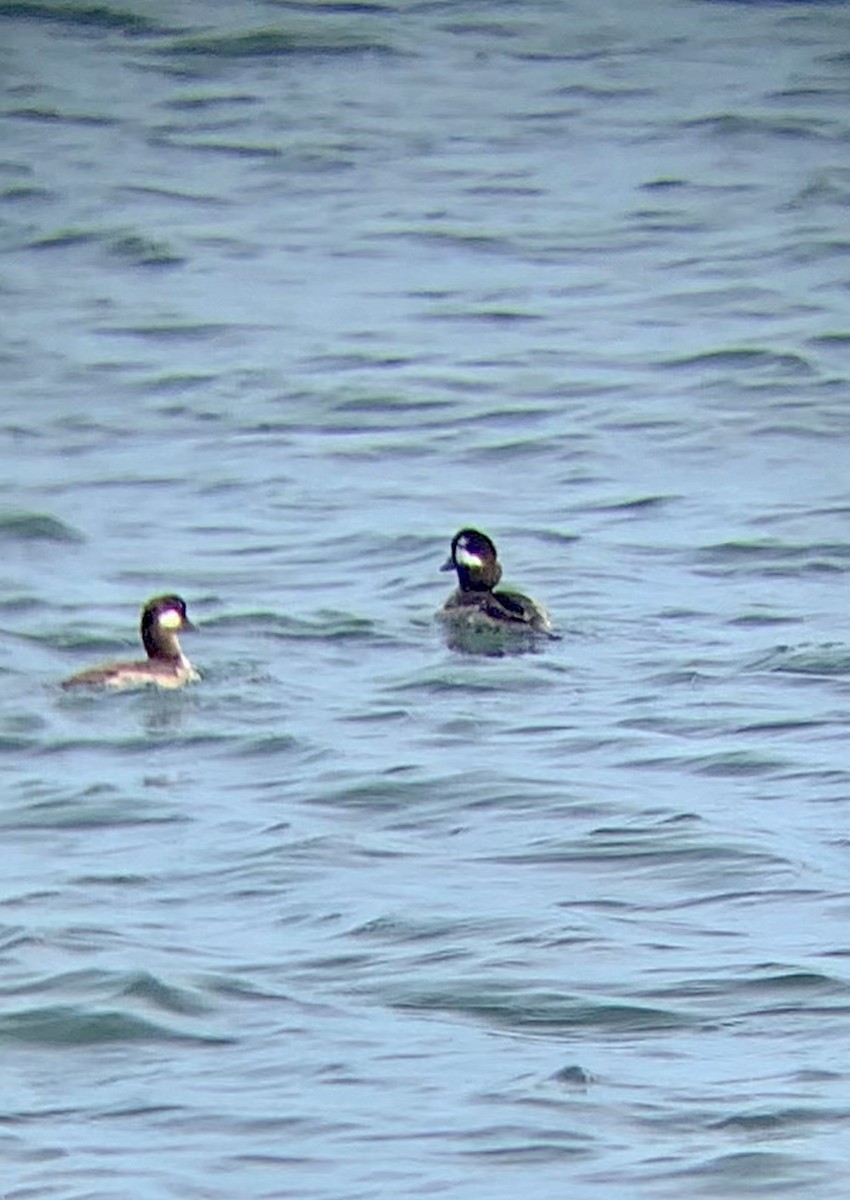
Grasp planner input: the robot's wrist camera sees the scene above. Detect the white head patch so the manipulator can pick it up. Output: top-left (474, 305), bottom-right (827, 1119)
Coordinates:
top-left (158, 608), bottom-right (183, 630)
top-left (456, 545), bottom-right (484, 569)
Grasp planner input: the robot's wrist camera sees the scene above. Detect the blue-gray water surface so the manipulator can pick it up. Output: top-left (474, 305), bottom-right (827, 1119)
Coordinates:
top-left (2, 0), bottom-right (850, 1196)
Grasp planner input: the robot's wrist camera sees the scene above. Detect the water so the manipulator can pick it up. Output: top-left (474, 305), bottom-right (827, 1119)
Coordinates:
top-left (2, 0), bottom-right (850, 1195)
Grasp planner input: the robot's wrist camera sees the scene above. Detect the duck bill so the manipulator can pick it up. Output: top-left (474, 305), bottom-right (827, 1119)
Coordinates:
top-left (440, 556), bottom-right (455, 572)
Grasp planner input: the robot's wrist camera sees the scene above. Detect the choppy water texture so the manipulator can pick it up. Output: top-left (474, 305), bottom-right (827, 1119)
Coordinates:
top-left (2, 0), bottom-right (850, 1195)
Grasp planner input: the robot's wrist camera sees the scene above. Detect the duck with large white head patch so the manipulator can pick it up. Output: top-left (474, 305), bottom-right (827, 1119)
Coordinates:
top-left (439, 528), bottom-right (553, 635)
top-left (61, 594), bottom-right (199, 690)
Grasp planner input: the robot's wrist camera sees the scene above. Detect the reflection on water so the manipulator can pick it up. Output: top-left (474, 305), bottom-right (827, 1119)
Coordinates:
top-left (440, 620), bottom-right (559, 658)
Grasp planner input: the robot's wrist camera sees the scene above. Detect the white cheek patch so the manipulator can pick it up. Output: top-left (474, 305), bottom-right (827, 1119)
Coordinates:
top-left (456, 546), bottom-right (484, 569)
top-left (158, 609), bottom-right (183, 630)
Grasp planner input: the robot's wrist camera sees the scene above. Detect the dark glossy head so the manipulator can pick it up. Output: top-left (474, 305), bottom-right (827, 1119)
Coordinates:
top-left (440, 528), bottom-right (502, 592)
top-left (141, 594), bottom-right (195, 658)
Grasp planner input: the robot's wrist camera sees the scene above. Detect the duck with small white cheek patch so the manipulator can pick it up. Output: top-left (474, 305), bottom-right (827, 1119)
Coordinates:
top-left (61, 594), bottom-right (199, 690)
top-left (439, 528), bottom-right (554, 635)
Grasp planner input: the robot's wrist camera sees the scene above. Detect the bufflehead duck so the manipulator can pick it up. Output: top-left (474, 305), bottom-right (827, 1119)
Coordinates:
top-left (439, 528), bottom-right (553, 634)
top-left (61, 594), bottom-right (199, 690)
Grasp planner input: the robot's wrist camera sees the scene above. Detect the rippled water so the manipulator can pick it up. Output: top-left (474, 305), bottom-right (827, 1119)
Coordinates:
top-left (2, 0), bottom-right (850, 1195)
